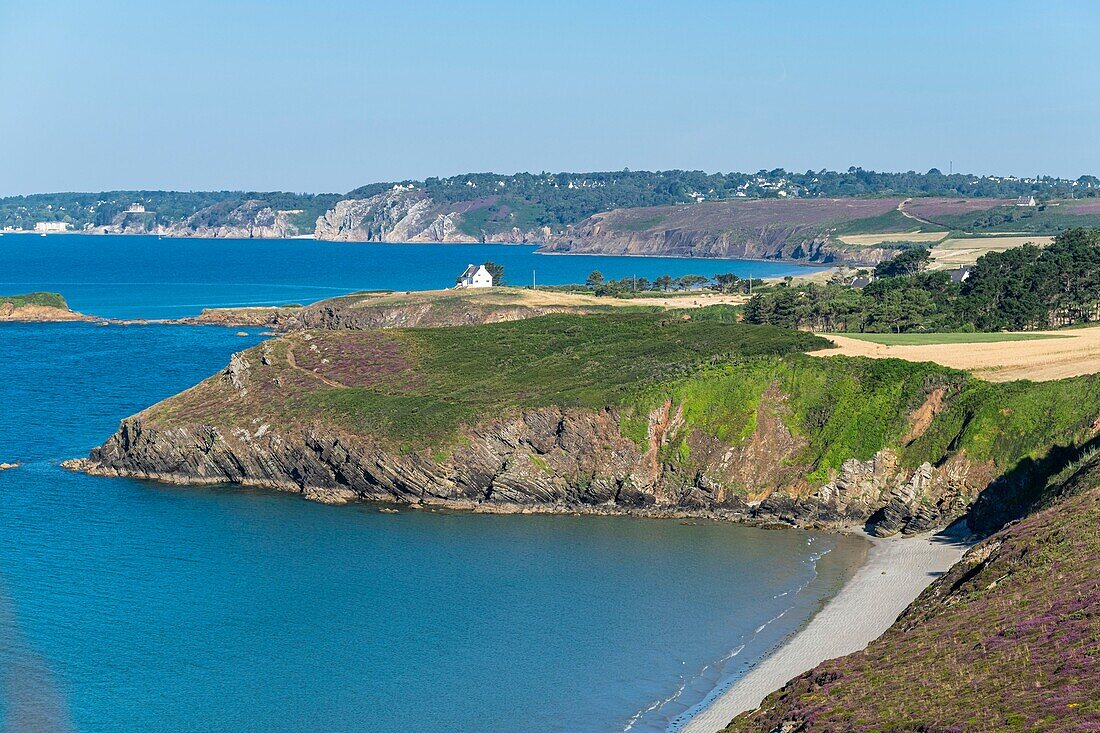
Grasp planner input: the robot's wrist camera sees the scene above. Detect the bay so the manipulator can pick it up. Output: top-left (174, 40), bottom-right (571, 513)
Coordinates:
top-left (0, 237), bottom-right (859, 733)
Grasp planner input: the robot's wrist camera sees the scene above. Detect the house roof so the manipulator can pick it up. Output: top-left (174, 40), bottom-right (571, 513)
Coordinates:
top-left (948, 266), bottom-right (973, 283)
top-left (460, 264), bottom-right (480, 278)
top-left (850, 277), bottom-right (871, 289)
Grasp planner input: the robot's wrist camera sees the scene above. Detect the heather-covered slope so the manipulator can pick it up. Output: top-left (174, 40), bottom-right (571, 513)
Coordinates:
top-left (540, 198), bottom-right (919, 263)
top-left (721, 476), bottom-right (1100, 733)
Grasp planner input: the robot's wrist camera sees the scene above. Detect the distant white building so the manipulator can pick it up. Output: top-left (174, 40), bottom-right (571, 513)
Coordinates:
top-left (127, 202), bottom-right (146, 213)
top-left (457, 264), bottom-right (493, 288)
top-left (948, 266), bottom-right (973, 284)
top-left (1015, 195), bottom-right (1037, 207)
top-left (33, 221), bottom-right (70, 233)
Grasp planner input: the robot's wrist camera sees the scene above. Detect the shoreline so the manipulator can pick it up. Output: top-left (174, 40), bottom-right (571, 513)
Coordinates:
top-left (532, 248), bottom-right (834, 269)
top-left (56, 460), bottom-right (860, 529)
top-left (678, 522), bottom-right (973, 733)
top-left (1, 231), bottom-right (836, 268)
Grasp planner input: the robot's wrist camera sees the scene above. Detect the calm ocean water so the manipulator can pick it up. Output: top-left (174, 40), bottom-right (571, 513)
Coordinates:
top-left (0, 234), bottom-right (819, 319)
top-left (0, 237), bottom-right (860, 733)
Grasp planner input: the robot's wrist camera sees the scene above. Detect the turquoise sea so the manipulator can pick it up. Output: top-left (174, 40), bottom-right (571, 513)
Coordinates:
top-left (0, 234), bottom-right (817, 319)
top-left (0, 235), bottom-right (862, 732)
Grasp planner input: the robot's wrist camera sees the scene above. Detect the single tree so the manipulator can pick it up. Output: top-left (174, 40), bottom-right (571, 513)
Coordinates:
top-left (714, 273), bottom-right (741, 292)
top-left (585, 270), bottom-right (604, 290)
top-left (875, 248), bottom-right (932, 278)
top-left (483, 261), bottom-right (505, 285)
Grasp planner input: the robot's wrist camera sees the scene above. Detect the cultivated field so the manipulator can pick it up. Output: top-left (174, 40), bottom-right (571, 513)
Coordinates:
top-left (838, 231), bottom-right (949, 246)
top-left (929, 235), bottom-right (1055, 268)
top-left (816, 326), bottom-right (1100, 381)
top-left (836, 332), bottom-right (1062, 346)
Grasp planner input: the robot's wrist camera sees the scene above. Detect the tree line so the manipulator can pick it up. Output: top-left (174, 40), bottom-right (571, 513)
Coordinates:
top-left (584, 270), bottom-right (762, 297)
top-left (744, 228), bottom-right (1100, 333)
top-left (8, 168), bottom-right (1100, 236)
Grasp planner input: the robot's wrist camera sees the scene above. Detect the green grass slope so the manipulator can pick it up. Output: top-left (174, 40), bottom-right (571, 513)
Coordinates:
top-left (139, 309), bottom-right (1100, 511)
top-left (0, 292), bottom-right (69, 309)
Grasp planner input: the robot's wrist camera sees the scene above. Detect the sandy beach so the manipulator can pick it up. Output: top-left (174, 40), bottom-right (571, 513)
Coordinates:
top-left (680, 523), bottom-right (972, 733)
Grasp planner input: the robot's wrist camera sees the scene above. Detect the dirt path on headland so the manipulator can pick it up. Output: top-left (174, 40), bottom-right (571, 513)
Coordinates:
top-left (816, 327), bottom-right (1100, 381)
top-left (896, 198), bottom-right (938, 227)
top-left (680, 525), bottom-right (972, 732)
top-left (284, 341), bottom-right (348, 389)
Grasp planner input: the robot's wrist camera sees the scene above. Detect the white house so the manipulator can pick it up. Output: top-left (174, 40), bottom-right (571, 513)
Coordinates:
top-left (33, 221), bottom-right (70, 233)
top-left (457, 264), bottom-right (493, 288)
top-left (1015, 195), bottom-right (1037, 207)
top-left (127, 202), bottom-right (146, 213)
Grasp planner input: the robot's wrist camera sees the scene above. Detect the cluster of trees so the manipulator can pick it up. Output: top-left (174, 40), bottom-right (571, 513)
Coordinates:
top-left (584, 270), bottom-right (761, 297)
top-left (744, 228), bottom-right (1100, 333)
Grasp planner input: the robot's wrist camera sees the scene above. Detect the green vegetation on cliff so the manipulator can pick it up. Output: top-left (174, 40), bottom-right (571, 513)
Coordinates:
top-left (0, 292), bottom-right (69, 309)
top-left (142, 308), bottom-right (1100, 504)
top-left (293, 315), bottom-right (828, 449)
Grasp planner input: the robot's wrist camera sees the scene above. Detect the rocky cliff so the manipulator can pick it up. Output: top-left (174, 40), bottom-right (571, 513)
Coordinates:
top-left (76, 395), bottom-right (983, 537)
top-left (97, 200), bottom-right (307, 239)
top-left (311, 192), bottom-right (917, 263)
top-left (161, 200), bottom-right (305, 239)
top-left (313, 188), bottom-right (549, 244)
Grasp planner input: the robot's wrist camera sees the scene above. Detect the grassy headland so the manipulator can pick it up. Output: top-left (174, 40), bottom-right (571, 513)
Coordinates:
top-left (136, 308), bottom-right (1100, 512)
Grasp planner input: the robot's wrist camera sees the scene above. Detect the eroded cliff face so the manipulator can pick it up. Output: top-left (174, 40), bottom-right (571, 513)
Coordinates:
top-left (74, 352), bottom-right (989, 536)
top-left (0, 302), bottom-right (94, 322)
top-left (162, 200), bottom-right (305, 239)
top-left (312, 188), bottom-right (549, 243)
top-left (95, 200), bottom-right (307, 239)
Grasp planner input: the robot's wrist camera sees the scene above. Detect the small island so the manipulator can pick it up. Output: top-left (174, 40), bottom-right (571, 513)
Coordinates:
top-left (0, 292), bottom-right (94, 323)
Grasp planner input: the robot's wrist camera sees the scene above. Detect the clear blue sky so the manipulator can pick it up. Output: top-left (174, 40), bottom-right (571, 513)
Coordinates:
top-left (2, 0), bottom-right (1098, 196)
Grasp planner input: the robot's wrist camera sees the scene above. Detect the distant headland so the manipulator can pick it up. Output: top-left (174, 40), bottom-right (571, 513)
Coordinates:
top-left (6, 168), bottom-right (1100, 266)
